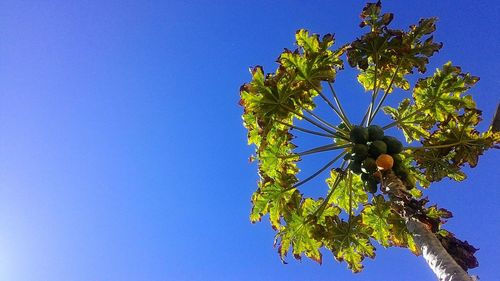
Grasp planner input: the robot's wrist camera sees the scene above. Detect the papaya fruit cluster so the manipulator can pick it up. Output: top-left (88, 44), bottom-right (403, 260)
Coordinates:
top-left (346, 125), bottom-right (407, 193)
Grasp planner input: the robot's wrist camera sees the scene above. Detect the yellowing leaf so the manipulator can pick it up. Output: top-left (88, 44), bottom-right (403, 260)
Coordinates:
top-left (387, 213), bottom-right (420, 255)
top-left (326, 170), bottom-right (368, 212)
top-left (413, 148), bottom-right (466, 182)
top-left (295, 29), bottom-right (320, 53)
top-left (424, 109), bottom-right (500, 168)
top-left (383, 99), bottom-right (433, 142)
top-left (323, 216), bottom-right (375, 272)
top-left (358, 64), bottom-right (410, 93)
top-left (275, 198), bottom-right (339, 264)
top-left (250, 180), bottom-right (299, 229)
top-left (362, 195), bottom-right (392, 247)
top-left (279, 30), bottom-right (343, 86)
top-left (413, 62), bottom-right (478, 121)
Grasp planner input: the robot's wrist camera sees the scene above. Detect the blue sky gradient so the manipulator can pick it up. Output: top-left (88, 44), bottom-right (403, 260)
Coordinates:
top-left (0, 1), bottom-right (498, 280)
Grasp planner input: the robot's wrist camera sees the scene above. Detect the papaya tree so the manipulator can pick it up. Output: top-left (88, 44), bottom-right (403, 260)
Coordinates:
top-left (239, 1), bottom-right (499, 280)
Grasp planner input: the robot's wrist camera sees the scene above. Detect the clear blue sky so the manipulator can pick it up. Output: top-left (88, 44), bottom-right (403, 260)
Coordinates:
top-left (0, 1), bottom-right (498, 280)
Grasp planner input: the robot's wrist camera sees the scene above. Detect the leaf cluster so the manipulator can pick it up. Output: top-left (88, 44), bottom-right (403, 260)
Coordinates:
top-left (348, 0), bottom-right (442, 94)
top-left (384, 63), bottom-right (500, 182)
top-left (239, 0), bottom-right (498, 273)
top-left (240, 29), bottom-right (346, 231)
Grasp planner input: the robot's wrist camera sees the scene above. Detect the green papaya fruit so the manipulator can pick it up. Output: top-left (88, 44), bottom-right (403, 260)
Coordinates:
top-left (349, 160), bottom-right (363, 174)
top-left (361, 157), bottom-right (377, 174)
top-left (368, 140), bottom-right (387, 157)
top-left (383, 136), bottom-right (404, 154)
top-left (391, 154), bottom-right (403, 164)
top-left (352, 144), bottom-right (369, 161)
top-left (363, 179), bottom-right (378, 193)
top-left (368, 125), bottom-right (384, 141)
top-left (349, 126), bottom-right (369, 144)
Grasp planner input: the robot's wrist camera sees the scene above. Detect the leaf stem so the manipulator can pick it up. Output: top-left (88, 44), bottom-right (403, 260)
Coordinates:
top-left (405, 141), bottom-right (469, 150)
top-left (327, 81), bottom-right (352, 129)
top-left (313, 161), bottom-right (348, 217)
top-left (293, 151), bottom-right (347, 188)
top-left (347, 171), bottom-right (353, 228)
top-left (296, 143), bottom-right (350, 157)
top-left (382, 103), bottom-right (434, 130)
top-left (275, 119), bottom-right (334, 138)
top-left (282, 105), bottom-right (338, 135)
top-left (382, 120), bottom-right (400, 130)
top-left (369, 61), bottom-right (402, 124)
top-left (304, 109), bottom-right (349, 136)
top-left (365, 57), bottom-right (380, 126)
top-left (305, 79), bottom-right (352, 128)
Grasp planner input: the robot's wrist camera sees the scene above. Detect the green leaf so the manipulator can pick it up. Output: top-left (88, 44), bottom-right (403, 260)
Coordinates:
top-left (362, 195), bottom-right (392, 247)
top-left (257, 128), bottom-right (298, 178)
top-left (239, 65), bottom-right (317, 133)
top-left (250, 179), bottom-right (300, 229)
top-left (322, 215), bottom-right (375, 272)
top-left (387, 213), bottom-right (419, 255)
top-left (295, 29), bottom-right (320, 53)
top-left (349, 4), bottom-right (442, 88)
top-left (279, 29), bottom-right (344, 87)
top-left (358, 64), bottom-right (410, 93)
top-left (426, 205), bottom-right (453, 221)
top-left (383, 99), bottom-right (432, 142)
top-left (326, 170), bottom-right (368, 212)
top-left (423, 109), bottom-right (500, 168)
top-left (396, 18), bottom-right (442, 73)
top-left (276, 198), bottom-right (340, 264)
top-left (413, 62), bottom-right (479, 121)
top-left (408, 187), bottom-right (423, 198)
top-left (359, 1), bottom-right (388, 30)
top-left (412, 109), bottom-right (500, 183)
top-left (400, 152), bottom-right (431, 188)
top-left (413, 147), bottom-right (466, 182)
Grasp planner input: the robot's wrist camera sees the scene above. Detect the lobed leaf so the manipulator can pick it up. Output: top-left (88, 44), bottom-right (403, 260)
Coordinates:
top-left (279, 29), bottom-right (344, 87)
top-left (276, 198), bottom-right (341, 264)
top-left (322, 215), bottom-right (376, 272)
top-left (413, 109), bottom-right (500, 182)
top-left (326, 170), bottom-right (368, 213)
top-left (348, 1), bottom-right (442, 99)
top-left (413, 62), bottom-right (479, 121)
top-left (358, 64), bottom-right (410, 93)
top-left (383, 99), bottom-right (432, 142)
top-left (250, 179), bottom-right (300, 229)
top-left (423, 109), bottom-right (500, 168)
top-left (362, 195), bottom-right (392, 247)
top-left (387, 213), bottom-right (419, 255)
top-left (413, 147), bottom-right (466, 182)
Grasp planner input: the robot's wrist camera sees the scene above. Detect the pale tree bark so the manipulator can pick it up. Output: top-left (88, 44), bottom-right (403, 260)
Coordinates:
top-left (381, 170), bottom-right (475, 281)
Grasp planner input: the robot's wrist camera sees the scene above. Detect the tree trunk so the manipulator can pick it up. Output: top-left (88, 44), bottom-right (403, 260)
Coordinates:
top-left (381, 170), bottom-right (475, 281)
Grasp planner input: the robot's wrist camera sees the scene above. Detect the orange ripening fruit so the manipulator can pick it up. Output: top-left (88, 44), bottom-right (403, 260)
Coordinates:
top-left (376, 154), bottom-right (394, 171)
